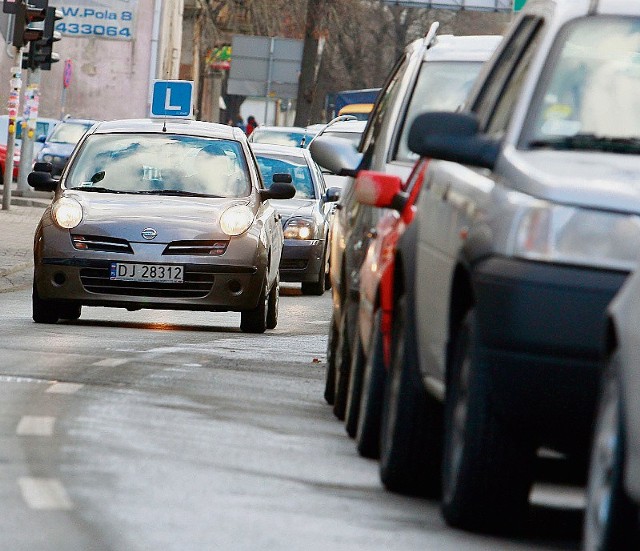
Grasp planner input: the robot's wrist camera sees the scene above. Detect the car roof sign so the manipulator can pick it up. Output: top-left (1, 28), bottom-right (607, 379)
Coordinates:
top-left (150, 80), bottom-right (194, 119)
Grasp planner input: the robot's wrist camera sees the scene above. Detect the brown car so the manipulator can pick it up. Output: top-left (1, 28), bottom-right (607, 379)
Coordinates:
top-left (28, 118), bottom-right (295, 333)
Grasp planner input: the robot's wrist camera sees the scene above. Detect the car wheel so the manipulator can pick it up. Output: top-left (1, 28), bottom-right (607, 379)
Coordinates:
top-left (266, 275), bottom-right (279, 330)
top-left (356, 308), bottom-right (386, 459)
top-left (240, 279), bottom-right (268, 334)
top-left (324, 312), bottom-right (339, 405)
top-left (379, 295), bottom-right (442, 497)
top-left (345, 318), bottom-right (366, 438)
top-left (441, 309), bottom-right (534, 533)
top-left (584, 352), bottom-right (639, 551)
top-left (301, 264), bottom-right (326, 296)
top-left (333, 305), bottom-right (353, 420)
top-left (59, 303), bottom-right (82, 321)
top-left (32, 278), bottom-right (60, 324)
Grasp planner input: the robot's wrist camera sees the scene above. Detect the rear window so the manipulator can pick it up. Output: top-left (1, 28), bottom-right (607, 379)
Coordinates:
top-left (395, 60), bottom-right (483, 162)
top-left (49, 122), bottom-right (93, 145)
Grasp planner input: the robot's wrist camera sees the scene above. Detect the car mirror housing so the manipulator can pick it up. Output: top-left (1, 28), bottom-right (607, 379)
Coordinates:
top-left (28, 170), bottom-right (58, 192)
top-left (408, 111), bottom-right (500, 170)
top-left (355, 170), bottom-right (404, 210)
top-left (272, 172), bottom-right (292, 184)
top-left (36, 135), bottom-right (47, 143)
top-left (260, 182), bottom-right (296, 201)
top-left (309, 135), bottom-right (363, 177)
top-left (33, 162), bottom-right (53, 173)
top-left (325, 187), bottom-right (341, 203)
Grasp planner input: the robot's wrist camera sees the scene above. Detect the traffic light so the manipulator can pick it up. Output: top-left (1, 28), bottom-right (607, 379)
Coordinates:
top-left (11, 2), bottom-right (47, 49)
top-left (23, 6), bottom-right (61, 70)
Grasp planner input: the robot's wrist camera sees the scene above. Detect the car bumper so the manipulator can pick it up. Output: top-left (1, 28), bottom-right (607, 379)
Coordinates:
top-left (279, 239), bottom-right (324, 283)
top-left (471, 256), bottom-right (627, 452)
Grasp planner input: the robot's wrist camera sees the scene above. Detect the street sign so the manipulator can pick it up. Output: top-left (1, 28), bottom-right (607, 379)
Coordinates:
top-left (150, 80), bottom-right (193, 119)
top-left (63, 58), bottom-right (72, 88)
top-left (513, 0), bottom-right (526, 10)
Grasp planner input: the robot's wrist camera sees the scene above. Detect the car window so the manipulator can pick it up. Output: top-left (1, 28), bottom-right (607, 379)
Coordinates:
top-left (255, 154), bottom-right (316, 199)
top-left (66, 134), bottom-right (252, 198)
top-left (525, 16), bottom-right (640, 148)
top-left (49, 122), bottom-right (93, 145)
top-left (473, 16), bottom-right (543, 129)
top-left (394, 61), bottom-right (485, 162)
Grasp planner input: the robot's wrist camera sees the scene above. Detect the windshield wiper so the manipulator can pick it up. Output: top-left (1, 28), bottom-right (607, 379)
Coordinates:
top-left (135, 189), bottom-right (222, 198)
top-left (529, 134), bottom-right (640, 154)
top-left (70, 186), bottom-right (126, 194)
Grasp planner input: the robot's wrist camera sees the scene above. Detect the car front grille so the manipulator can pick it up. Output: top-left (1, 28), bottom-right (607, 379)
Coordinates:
top-left (281, 259), bottom-right (308, 271)
top-left (162, 240), bottom-right (229, 256)
top-left (72, 235), bottom-right (133, 254)
top-left (79, 265), bottom-right (215, 298)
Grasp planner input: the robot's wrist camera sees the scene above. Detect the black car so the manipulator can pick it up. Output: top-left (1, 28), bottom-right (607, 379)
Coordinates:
top-left (36, 118), bottom-right (98, 177)
top-left (251, 143), bottom-right (340, 295)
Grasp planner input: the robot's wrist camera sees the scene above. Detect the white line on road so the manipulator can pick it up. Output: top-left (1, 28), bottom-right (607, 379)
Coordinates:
top-left (16, 416), bottom-right (55, 436)
top-left (18, 477), bottom-right (73, 510)
top-left (91, 358), bottom-right (129, 367)
top-left (46, 382), bottom-right (84, 394)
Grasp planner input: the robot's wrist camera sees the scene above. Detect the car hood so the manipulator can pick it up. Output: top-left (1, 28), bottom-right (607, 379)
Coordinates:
top-left (270, 198), bottom-right (317, 225)
top-left (64, 191), bottom-right (251, 242)
top-left (501, 148), bottom-right (640, 214)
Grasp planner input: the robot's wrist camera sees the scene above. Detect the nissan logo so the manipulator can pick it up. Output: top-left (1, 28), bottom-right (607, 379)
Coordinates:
top-left (141, 227), bottom-right (158, 240)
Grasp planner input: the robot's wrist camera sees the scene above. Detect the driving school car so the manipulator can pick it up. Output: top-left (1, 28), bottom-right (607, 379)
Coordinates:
top-left (28, 119), bottom-right (295, 333)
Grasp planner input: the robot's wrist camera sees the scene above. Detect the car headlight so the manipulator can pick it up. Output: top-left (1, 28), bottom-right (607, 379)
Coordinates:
top-left (52, 197), bottom-right (83, 229)
top-left (511, 201), bottom-right (640, 271)
top-left (42, 154), bottom-right (53, 162)
top-left (284, 218), bottom-right (316, 240)
top-left (220, 205), bottom-right (254, 236)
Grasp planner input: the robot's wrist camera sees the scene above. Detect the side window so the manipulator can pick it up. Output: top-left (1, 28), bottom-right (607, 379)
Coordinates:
top-left (473, 16), bottom-right (544, 129)
top-left (359, 54), bottom-right (409, 156)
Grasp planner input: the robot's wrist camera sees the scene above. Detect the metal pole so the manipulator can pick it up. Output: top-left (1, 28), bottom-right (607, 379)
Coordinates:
top-left (18, 65), bottom-right (40, 195)
top-left (2, 50), bottom-right (23, 211)
top-left (264, 37), bottom-right (274, 125)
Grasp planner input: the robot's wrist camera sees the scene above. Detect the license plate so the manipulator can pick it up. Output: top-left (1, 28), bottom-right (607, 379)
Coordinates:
top-left (110, 263), bottom-right (184, 283)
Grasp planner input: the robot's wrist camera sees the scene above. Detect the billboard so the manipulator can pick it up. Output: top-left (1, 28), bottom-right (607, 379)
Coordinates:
top-left (383, 0), bottom-right (513, 11)
top-left (54, 0), bottom-right (138, 40)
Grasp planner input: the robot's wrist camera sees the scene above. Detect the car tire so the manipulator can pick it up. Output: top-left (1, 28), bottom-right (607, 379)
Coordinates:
top-left (240, 279), bottom-right (268, 334)
top-left (301, 265), bottom-right (326, 296)
top-left (333, 305), bottom-right (352, 420)
top-left (32, 278), bottom-right (60, 324)
top-left (266, 275), bottom-right (279, 330)
top-left (379, 296), bottom-right (442, 497)
top-left (345, 318), bottom-right (366, 438)
top-left (441, 309), bottom-right (534, 533)
top-left (324, 312), bottom-right (339, 405)
top-left (584, 352), bottom-right (640, 551)
top-left (356, 309), bottom-right (386, 459)
top-left (59, 303), bottom-right (82, 321)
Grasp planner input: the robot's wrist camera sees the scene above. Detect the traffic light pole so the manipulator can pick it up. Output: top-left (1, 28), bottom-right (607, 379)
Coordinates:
top-left (17, 65), bottom-right (41, 194)
top-left (2, 49), bottom-right (23, 211)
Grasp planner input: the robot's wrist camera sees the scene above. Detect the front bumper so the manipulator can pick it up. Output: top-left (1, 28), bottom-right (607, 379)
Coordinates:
top-left (279, 239), bottom-right (324, 283)
top-left (471, 256), bottom-right (627, 453)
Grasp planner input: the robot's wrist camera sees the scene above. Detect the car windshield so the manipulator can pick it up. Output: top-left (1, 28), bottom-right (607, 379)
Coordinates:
top-left (250, 129), bottom-right (313, 148)
top-left (49, 122), bottom-right (93, 145)
top-left (65, 134), bottom-right (252, 197)
top-left (255, 154), bottom-right (316, 199)
top-left (396, 61), bottom-right (484, 162)
top-left (527, 16), bottom-right (640, 153)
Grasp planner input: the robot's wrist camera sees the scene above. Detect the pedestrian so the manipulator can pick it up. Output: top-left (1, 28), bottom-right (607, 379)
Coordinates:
top-left (234, 116), bottom-right (246, 133)
top-left (246, 115), bottom-right (258, 137)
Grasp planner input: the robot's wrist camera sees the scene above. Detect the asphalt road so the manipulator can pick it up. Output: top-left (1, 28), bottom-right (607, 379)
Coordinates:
top-left (0, 285), bottom-right (584, 550)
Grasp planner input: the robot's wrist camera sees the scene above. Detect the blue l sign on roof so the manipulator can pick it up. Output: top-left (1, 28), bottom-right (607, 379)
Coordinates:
top-left (151, 80), bottom-right (194, 118)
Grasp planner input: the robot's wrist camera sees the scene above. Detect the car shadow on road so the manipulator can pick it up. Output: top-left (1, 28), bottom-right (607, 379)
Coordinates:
top-left (62, 319), bottom-right (242, 333)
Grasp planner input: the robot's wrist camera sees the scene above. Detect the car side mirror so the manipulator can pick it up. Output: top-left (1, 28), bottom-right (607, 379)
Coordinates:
top-left (36, 134), bottom-right (47, 143)
top-left (309, 135), bottom-right (363, 177)
top-left (272, 173), bottom-right (292, 184)
top-left (324, 187), bottom-right (341, 203)
top-left (355, 170), bottom-right (406, 211)
top-left (260, 182), bottom-right (296, 201)
top-left (408, 111), bottom-right (499, 170)
top-left (28, 170), bottom-right (58, 192)
top-left (33, 161), bottom-right (53, 173)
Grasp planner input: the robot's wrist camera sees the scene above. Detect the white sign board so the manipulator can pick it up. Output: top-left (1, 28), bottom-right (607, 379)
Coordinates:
top-left (383, 0), bottom-right (512, 11)
top-left (55, 0), bottom-right (138, 40)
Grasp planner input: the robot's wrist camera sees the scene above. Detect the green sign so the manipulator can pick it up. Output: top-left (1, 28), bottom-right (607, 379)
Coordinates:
top-left (514, 0), bottom-right (527, 10)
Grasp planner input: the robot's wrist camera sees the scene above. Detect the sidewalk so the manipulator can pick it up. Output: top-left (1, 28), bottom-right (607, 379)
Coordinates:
top-left (0, 186), bottom-right (51, 293)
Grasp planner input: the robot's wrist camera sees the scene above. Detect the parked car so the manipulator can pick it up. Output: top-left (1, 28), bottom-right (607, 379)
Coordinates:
top-left (251, 143), bottom-right (340, 295)
top-left (28, 119), bottom-right (295, 332)
top-left (36, 118), bottom-right (98, 177)
top-left (247, 126), bottom-right (317, 148)
top-left (584, 269), bottom-right (640, 551)
top-left (384, 0), bottom-right (640, 533)
top-left (310, 26), bottom-right (502, 424)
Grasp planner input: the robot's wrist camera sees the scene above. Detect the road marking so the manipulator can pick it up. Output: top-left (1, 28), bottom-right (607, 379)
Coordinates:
top-left (46, 382), bottom-right (84, 394)
top-left (0, 375), bottom-right (52, 385)
top-left (530, 483), bottom-right (586, 509)
top-left (16, 416), bottom-right (55, 436)
top-left (144, 346), bottom-right (186, 354)
top-left (307, 320), bottom-right (330, 325)
top-left (18, 477), bottom-right (73, 510)
top-left (92, 358), bottom-right (129, 367)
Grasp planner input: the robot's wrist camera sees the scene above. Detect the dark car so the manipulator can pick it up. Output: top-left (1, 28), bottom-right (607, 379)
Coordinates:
top-left (28, 119), bottom-right (295, 333)
top-left (36, 118), bottom-right (98, 177)
top-left (251, 143), bottom-right (340, 295)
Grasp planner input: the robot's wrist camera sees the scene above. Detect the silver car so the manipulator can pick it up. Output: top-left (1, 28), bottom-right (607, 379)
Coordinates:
top-left (28, 119), bottom-right (295, 333)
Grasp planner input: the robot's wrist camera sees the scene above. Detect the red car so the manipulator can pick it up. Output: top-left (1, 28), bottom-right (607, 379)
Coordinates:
top-left (343, 159), bottom-right (428, 455)
top-left (0, 142), bottom-right (20, 181)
